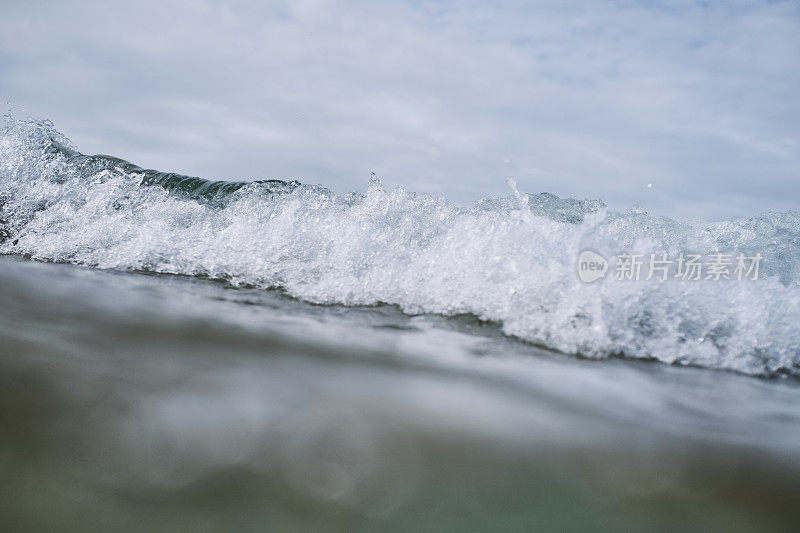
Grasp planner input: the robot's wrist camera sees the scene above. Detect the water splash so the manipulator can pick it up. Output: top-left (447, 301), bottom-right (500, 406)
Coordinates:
top-left (1, 116), bottom-right (799, 376)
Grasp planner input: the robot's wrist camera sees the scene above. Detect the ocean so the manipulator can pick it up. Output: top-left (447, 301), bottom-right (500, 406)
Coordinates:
top-left (1, 115), bottom-right (799, 531)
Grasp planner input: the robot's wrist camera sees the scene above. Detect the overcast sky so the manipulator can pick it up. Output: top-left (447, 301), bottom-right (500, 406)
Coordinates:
top-left (1, 0), bottom-right (798, 219)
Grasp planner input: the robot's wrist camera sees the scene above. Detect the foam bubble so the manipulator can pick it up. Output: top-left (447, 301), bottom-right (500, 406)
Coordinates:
top-left (2, 116), bottom-right (799, 376)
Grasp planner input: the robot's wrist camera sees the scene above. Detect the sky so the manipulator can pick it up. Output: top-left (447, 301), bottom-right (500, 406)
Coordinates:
top-left (1, 0), bottom-right (798, 219)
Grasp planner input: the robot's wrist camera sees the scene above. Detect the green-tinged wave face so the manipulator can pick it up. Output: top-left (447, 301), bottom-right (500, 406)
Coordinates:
top-left (46, 137), bottom-right (302, 203)
top-left (2, 115), bottom-right (800, 377)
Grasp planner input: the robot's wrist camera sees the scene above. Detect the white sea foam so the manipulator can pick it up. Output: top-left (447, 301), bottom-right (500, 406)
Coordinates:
top-left (2, 116), bottom-right (799, 376)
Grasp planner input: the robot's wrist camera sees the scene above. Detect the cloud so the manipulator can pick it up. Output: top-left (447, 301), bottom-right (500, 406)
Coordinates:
top-left (1, 0), bottom-right (798, 219)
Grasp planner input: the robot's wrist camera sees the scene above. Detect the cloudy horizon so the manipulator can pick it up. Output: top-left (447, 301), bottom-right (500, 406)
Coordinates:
top-left (2, 0), bottom-right (798, 220)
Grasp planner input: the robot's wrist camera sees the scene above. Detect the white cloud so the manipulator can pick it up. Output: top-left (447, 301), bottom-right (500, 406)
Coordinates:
top-left (1, 0), bottom-right (798, 218)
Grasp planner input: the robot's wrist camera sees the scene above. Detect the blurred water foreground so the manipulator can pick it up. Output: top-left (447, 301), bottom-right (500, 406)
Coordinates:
top-left (1, 255), bottom-right (800, 532)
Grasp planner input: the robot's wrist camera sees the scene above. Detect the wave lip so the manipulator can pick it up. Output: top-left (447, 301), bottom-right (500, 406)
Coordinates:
top-left (45, 137), bottom-right (303, 204)
top-left (1, 115), bottom-right (799, 377)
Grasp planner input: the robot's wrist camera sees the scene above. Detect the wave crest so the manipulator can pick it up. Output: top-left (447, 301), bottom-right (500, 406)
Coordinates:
top-left (2, 115), bottom-right (799, 376)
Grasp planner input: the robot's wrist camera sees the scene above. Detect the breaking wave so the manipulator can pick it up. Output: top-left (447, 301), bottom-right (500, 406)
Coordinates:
top-left (1, 115), bottom-right (799, 376)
